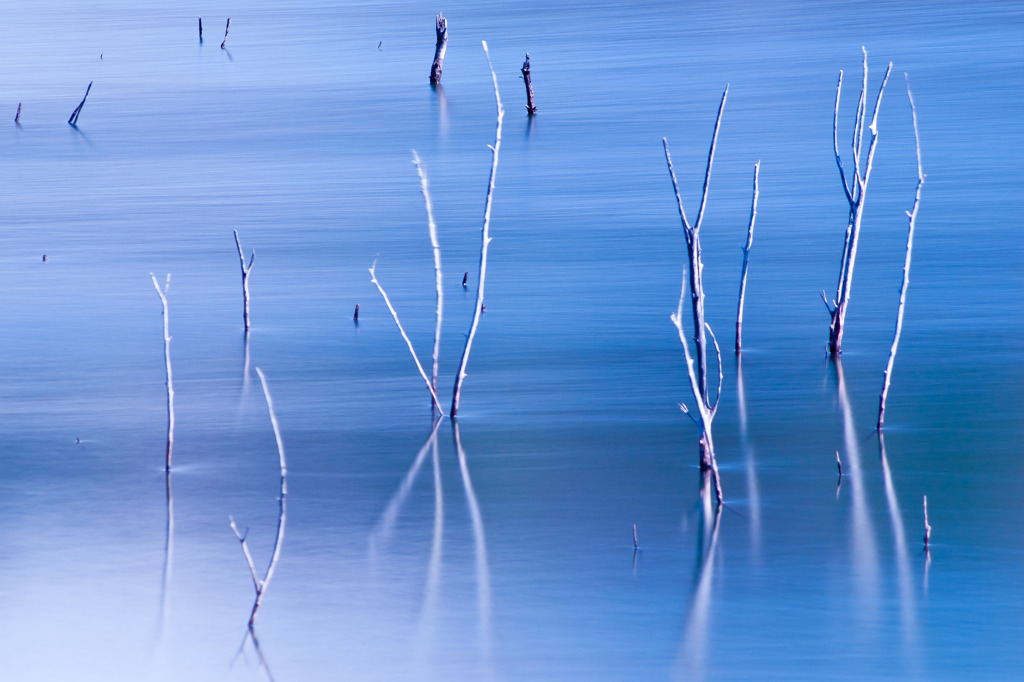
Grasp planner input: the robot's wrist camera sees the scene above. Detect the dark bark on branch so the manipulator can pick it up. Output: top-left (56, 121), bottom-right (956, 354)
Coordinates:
top-left (429, 14), bottom-right (447, 84)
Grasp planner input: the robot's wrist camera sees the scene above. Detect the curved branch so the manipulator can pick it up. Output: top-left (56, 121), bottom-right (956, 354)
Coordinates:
top-left (705, 322), bottom-right (723, 419)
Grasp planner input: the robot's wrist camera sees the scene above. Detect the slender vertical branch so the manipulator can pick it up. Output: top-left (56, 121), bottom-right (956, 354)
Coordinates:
top-left (429, 13), bottom-right (447, 84)
top-left (370, 260), bottom-right (443, 414)
top-left (521, 53), bottom-right (538, 114)
top-left (15, 103), bottom-right (21, 124)
top-left (878, 77), bottom-right (923, 429)
top-left (234, 230), bottom-right (256, 332)
top-left (735, 160), bottom-right (760, 353)
top-left (68, 81), bottom-right (93, 126)
top-left (198, 16), bottom-right (203, 42)
top-left (151, 273), bottom-right (174, 471)
top-left (451, 41), bottom-right (504, 418)
top-left (693, 86), bottom-right (728, 234)
top-left (412, 151), bottom-right (444, 395)
top-left (221, 17), bottom-right (231, 49)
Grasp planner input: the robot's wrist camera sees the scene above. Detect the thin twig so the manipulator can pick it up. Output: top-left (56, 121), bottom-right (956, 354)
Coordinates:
top-left (150, 273), bottom-right (174, 471)
top-left (369, 260), bottom-right (443, 414)
top-left (735, 161), bottom-right (760, 353)
top-left (221, 17), bottom-right (231, 49)
top-left (412, 151), bottom-right (444, 395)
top-left (451, 41), bottom-right (504, 417)
top-left (877, 75), bottom-right (923, 429)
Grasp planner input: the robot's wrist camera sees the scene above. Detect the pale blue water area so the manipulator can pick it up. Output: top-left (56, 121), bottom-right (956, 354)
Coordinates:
top-left (0, 1), bottom-right (1021, 680)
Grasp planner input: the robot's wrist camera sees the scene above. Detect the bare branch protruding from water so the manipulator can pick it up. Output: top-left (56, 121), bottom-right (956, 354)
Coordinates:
top-left (451, 41), bottom-right (504, 418)
top-left (735, 160), bottom-right (760, 353)
top-left (827, 48), bottom-right (893, 354)
top-left (221, 17), bottom-right (231, 49)
top-left (877, 76), bottom-right (924, 429)
top-left (229, 367), bottom-right (288, 628)
top-left (412, 151), bottom-right (444, 397)
top-left (429, 13), bottom-right (447, 84)
top-left (234, 230), bottom-right (256, 332)
top-left (150, 273), bottom-right (175, 471)
top-left (68, 82), bottom-right (92, 126)
top-left (521, 53), bottom-right (538, 114)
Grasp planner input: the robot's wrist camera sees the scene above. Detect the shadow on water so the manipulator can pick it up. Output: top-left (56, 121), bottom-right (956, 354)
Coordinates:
top-left (675, 471), bottom-right (722, 681)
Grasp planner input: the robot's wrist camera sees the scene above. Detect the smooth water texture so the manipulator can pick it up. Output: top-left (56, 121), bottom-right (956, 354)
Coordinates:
top-left (0, 1), bottom-right (1021, 680)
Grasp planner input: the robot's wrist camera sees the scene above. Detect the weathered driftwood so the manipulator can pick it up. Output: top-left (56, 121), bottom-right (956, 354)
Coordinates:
top-left (150, 273), bottom-right (175, 471)
top-left (68, 82), bottom-right (93, 126)
top-left (734, 160), bottom-right (760, 353)
top-left (877, 77), bottom-right (923, 429)
top-left (233, 230), bottom-right (256, 333)
top-left (229, 367), bottom-right (288, 628)
top-left (412, 150), bottom-right (444, 395)
top-left (221, 17), bottom-right (231, 50)
top-left (823, 48), bottom-right (893, 354)
top-left (521, 53), bottom-right (538, 114)
top-left (451, 41), bottom-right (504, 418)
top-left (429, 13), bottom-right (447, 84)
top-left (663, 86), bottom-right (728, 504)
top-left (369, 259), bottom-right (444, 414)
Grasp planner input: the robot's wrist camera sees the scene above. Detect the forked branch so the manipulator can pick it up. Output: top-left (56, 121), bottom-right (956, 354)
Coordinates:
top-left (229, 367), bottom-right (288, 628)
top-left (234, 230), bottom-right (256, 332)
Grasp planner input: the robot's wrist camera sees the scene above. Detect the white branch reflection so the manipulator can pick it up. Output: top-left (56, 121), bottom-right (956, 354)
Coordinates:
top-left (878, 432), bottom-right (922, 678)
top-left (453, 421), bottom-right (494, 675)
top-left (676, 471), bottom-right (722, 681)
top-left (735, 356), bottom-right (761, 557)
top-left (834, 360), bottom-right (880, 630)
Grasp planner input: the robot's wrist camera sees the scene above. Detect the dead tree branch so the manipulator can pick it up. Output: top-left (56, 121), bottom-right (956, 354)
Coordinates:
top-left (370, 260), bottom-right (444, 414)
top-left (827, 48), bottom-right (893, 354)
top-left (150, 273), bottom-right (175, 471)
top-left (234, 230), bottom-right (256, 332)
top-left (429, 13), bottom-right (447, 84)
top-left (68, 82), bottom-right (93, 126)
top-left (451, 41), bottom-right (504, 417)
top-left (877, 76), bottom-right (924, 429)
top-left (412, 151), bottom-right (444, 396)
top-left (735, 160), bottom-right (760, 353)
top-left (521, 53), bottom-right (538, 114)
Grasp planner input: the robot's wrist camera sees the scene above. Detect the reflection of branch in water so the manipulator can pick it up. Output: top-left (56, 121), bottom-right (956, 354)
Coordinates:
top-left (735, 356), bottom-right (761, 556)
top-left (159, 471), bottom-right (174, 635)
top-left (834, 359), bottom-right (879, 621)
top-left (677, 471), bottom-right (722, 680)
top-left (368, 417), bottom-right (444, 562)
top-left (878, 432), bottom-right (922, 677)
top-left (452, 421), bottom-right (493, 668)
top-left (228, 367), bottom-right (289, 628)
top-left (420, 430), bottom-right (444, 622)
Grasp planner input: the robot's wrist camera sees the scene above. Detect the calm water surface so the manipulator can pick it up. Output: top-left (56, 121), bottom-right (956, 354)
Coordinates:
top-left (0, 1), bottom-right (1021, 680)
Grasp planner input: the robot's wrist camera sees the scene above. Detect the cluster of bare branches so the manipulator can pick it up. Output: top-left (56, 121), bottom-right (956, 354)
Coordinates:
top-left (823, 47), bottom-right (893, 356)
top-left (373, 41), bottom-right (504, 419)
top-left (663, 87), bottom-right (731, 505)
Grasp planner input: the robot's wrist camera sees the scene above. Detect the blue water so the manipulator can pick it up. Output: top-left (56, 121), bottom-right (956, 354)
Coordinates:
top-left (0, 1), bottom-right (1021, 680)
